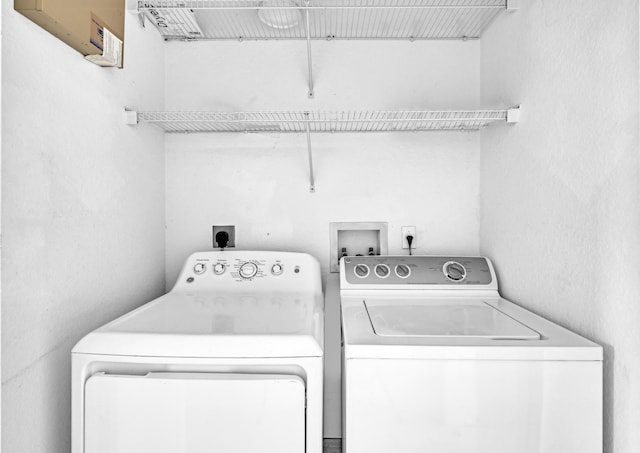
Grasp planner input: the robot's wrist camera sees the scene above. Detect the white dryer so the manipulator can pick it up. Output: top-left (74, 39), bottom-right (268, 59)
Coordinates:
top-left (341, 256), bottom-right (602, 453)
top-left (72, 251), bottom-right (323, 453)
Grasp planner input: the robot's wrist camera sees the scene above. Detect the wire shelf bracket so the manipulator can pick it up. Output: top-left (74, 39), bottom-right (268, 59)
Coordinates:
top-left (506, 105), bottom-right (521, 123)
top-left (506, 0), bottom-right (521, 11)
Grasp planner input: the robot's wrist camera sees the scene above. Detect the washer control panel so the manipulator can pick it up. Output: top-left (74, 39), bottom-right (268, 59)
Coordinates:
top-left (342, 256), bottom-right (493, 285)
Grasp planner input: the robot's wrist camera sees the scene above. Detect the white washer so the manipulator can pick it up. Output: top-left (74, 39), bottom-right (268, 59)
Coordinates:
top-left (341, 256), bottom-right (602, 453)
top-left (72, 251), bottom-right (323, 453)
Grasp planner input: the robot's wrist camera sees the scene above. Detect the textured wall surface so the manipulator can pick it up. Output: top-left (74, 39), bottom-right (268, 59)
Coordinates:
top-left (1, 6), bottom-right (166, 452)
top-left (164, 40), bottom-right (483, 284)
top-left (480, 2), bottom-right (640, 452)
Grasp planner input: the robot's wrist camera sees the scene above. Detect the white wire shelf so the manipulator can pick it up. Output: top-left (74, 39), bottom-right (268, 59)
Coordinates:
top-left (132, 109), bottom-right (517, 133)
top-left (127, 107), bottom-right (520, 192)
top-left (138, 0), bottom-right (514, 41)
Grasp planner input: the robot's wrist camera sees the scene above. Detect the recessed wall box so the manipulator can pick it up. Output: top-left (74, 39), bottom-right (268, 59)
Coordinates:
top-left (212, 225), bottom-right (236, 248)
top-left (330, 222), bottom-right (388, 273)
top-left (15, 0), bottom-right (124, 67)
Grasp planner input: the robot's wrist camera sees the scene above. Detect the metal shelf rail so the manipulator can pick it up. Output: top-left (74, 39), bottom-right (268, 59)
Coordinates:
top-left (136, 0), bottom-right (519, 97)
top-left (126, 107), bottom-right (520, 192)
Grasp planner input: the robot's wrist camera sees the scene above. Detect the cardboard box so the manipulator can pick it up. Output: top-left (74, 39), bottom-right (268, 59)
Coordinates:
top-left (15, 0), bottom-right (124, 62)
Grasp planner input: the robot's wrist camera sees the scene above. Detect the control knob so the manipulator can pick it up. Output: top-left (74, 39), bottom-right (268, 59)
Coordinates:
top-left (395, 264), bottom-right (411, 279)
top-left (271, 263), bottom-right (283, 276)
top-left (239, 261), bottom-right (259, 279)
top-left (374, 264), bottom-right (390, 278)
top-left (213, 263), bottom-right (226, 275)
top-left (354, 264), bottom-right (370, 278)
top-left (193, 263), bottom-right (206, 275)
top-left (443, 261), bottom-right (466, 282)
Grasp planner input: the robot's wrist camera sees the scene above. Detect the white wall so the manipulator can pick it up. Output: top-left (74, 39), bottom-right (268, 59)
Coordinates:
top-left (164, 40), bottom-right (483, 285)
top-left (480, 2), bottom-right (640, 452)
top-left (1, 6), bottom-right (166, 452)
top-left (0, 2), bottom-right (3, 448)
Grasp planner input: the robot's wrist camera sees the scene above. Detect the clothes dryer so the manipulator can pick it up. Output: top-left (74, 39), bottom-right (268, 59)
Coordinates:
top-left (341, 256), bottom-right (602, 453)
top-left (72, 251), bottom-right (323, 453)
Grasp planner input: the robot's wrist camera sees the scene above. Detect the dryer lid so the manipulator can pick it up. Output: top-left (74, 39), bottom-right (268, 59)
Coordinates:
top-left (109, 292), bottom-right (319, 336)
top-left (73, 292), bottom-right (323, 358)
top-left (365, 299), bottom-right (541, 339)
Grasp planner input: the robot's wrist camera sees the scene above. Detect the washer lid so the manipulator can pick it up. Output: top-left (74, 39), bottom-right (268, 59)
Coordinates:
top-left (342, 297), bottom-right (602, 360)
top-left (365, 300), bottom-right (541, 340)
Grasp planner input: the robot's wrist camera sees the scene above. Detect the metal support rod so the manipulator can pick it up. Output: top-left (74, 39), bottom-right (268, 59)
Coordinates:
top-left (304, 0), bottom-right (314, 98)
top-left (305, 112), bottom-right (316, 192)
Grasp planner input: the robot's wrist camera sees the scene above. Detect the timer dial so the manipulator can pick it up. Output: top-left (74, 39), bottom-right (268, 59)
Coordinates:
top-left (239, 261), bottom-right (259, 279)
top-left (443, 261), bottom-right (467, 282)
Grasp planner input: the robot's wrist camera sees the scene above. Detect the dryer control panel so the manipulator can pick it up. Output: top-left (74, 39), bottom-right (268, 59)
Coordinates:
top-left (342, 256), bottom-right (494, 286)
top-left (173, 251), bottom-right (322, 294)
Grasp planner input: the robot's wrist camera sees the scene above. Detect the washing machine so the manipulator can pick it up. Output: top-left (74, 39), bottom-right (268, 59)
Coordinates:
top-left (72, 251), bottom-right (323, 453)
top-left (341, 255), bottom-right (602, 453)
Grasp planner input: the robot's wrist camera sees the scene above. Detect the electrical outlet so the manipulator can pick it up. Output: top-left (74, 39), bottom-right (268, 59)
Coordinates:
top-left (401, 226), bottom-right (416, 249)
top-left (212, 225), bottom-right (235, 248)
